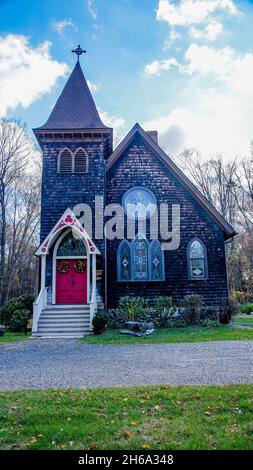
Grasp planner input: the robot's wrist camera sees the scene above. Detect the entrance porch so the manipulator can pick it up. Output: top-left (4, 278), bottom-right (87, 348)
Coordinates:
top-left (32, 208), bottom-right (100, 338)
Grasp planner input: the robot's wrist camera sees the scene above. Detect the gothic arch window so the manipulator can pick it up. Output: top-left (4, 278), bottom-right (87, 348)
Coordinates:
top-left (74, 148), bottom-right (88, 173)
top-left (57, 231), bottom-right (87, 257)
top-left (150, 240), bottom-right (164, 280)
top-left (58, 148), bottom-right (73, 173)
top-left (188, 238), bottom-right (208, 280)
top-left (117, 237), bottom-right (164, 281)
top-left (117, 240), bottom-right (131, 281)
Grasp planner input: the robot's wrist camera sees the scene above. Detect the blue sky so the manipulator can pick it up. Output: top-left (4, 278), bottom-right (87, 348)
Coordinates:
top-left (1, 0), bottom-right (253, 157)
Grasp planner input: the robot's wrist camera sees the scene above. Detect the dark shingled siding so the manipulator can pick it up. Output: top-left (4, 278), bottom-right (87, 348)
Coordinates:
top-left (106, 134), bottom-right (228, 307)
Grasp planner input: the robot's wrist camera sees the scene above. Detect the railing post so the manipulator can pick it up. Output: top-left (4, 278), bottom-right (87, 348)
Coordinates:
top-left (90, 254), bottom-right (97, 331)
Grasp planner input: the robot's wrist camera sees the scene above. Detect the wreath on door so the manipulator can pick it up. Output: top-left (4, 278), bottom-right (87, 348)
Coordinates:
top-left (74, 260), bottom-right (86, 273)
top-left (57, 261), bottom-right (70, 273)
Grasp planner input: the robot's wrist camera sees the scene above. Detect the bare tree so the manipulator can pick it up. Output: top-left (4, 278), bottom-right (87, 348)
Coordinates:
top-left (176, 149), bottom-right (239, 227)
top-left (0, 119), bottom-right (41, 304)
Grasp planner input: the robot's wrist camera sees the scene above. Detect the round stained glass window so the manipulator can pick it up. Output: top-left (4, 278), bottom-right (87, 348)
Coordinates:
top-left (122, 187), bottom-right (157, 220)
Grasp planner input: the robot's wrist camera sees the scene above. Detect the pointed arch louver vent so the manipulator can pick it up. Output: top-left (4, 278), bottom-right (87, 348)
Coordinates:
top-left (75, 149), bottom-right (88, 173)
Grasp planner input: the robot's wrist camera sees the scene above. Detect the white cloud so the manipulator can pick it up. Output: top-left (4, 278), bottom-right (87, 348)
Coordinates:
top-left (87, 0), bottom-right (97, 19)
top-left (87, 80), bottom-right (100, 93)
top-left (144, 58), bottom-right (179, 77)
top-left (143, 90), bottom-right (251, 158)
top-left (163, 29), bottom-right (182, 50)
top-left (189, 20), bottom-right (224, 41)
top-left (143, 41), bottom-right (253, 157)
top-left (0, 34), bottom-right (68, 117)
top-left (98, 109), bottom-right (126, 130)
top-left (52, 18), bottom-right (77, 34)
top-left (184, 43), bottom-right (253, 95)
top-left (156, 0), bottom-right (240, 27)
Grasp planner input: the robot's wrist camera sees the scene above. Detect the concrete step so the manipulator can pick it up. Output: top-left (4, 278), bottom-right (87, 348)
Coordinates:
top-left (40, 313), bottom-right (90, 321)
top-left (38, 324), bottom-right (90, 330)
top-left (45, 305), bottom-right (90, 310)
top-left (33, 333), bottom-right (89, 338)
top-left (42, 307), bottom-right (90, 314)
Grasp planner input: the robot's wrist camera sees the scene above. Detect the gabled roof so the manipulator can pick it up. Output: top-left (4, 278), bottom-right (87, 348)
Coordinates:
top-left (107, 123), bottom-right (236, 240)
top-left (35, 208), bottom-right (100, 256)
top-left (34, 61), bottom-right (110, 131)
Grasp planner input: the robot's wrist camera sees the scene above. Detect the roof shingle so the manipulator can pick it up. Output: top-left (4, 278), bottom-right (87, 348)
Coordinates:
top-left (35, 61), bottom-right (109, 130)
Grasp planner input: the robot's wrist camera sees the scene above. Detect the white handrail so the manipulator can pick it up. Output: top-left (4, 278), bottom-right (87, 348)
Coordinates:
top-left (32, 287), bottom-right (48, 333)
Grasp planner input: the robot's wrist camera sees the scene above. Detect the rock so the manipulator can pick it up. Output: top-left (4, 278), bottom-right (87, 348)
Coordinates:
top-left (120, 321), bottom-right (155, 337)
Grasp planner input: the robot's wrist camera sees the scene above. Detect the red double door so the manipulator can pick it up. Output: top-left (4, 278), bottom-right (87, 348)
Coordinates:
top-left (56, 259), bottom-right (87, 304)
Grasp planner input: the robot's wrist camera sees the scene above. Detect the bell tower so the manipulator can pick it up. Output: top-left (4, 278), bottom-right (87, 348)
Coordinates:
top-left (33, 47), bottom-right (112, 305)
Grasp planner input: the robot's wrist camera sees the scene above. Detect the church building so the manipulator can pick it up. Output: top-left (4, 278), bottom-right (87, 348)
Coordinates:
top-left (32, 49), bottom-right (236, 337)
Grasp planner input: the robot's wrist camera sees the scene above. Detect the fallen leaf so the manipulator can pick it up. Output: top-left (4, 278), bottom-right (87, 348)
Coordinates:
top-left (130, 421), bottom-right (137, 426)
top-left (142, 444), bottom-right (150, 449)
top-left (90, 443), bottom-right (97, 449)
top-left (123, 430), bottom-right (131, 437)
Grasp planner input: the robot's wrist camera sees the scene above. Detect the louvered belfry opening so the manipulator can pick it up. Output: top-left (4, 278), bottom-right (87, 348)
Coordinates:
top-left (59, 148), bottom-right (73, 173)
top-left (75, 148), bottom-right (87, 173)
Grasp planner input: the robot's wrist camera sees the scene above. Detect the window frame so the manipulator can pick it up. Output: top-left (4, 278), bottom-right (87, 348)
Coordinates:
top-left (74, 147), bottom-right (89, 174)
top-left (57, 147), bottom-right (88, 174)
top-left (117, 236), bottom-right (165, 282)
top-left (187, 237), bottom-right (208, 280)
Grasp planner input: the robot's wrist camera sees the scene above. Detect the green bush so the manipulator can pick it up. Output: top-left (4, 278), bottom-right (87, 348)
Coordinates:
top-left (8, 309), bottom-right (31, 333)
top-left (92, 313), bottom-right (108, 335)
top-left (219, 298), bottom-right (238, 324)
top-left (182, 294), bottom-right (203, 325)
top-left (200, 318), bottom-right (220, 328)
top-left (106, 309), bottom-right (127, 329)
top-left (118, 296), bottom-right (149, 322)
top-left (0, 294), bottom-right (34, 329)
top-left (154, 296), bottom-right (176, 327)
top-left (239, 303), bottom-right (253, 315)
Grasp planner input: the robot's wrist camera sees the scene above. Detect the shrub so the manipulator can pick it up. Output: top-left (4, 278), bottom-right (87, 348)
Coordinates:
top-left (92, 313), bottom-right (108, 335)
top-left (240, 303), bottom-right (253, 315)
top-left (106, 309), bottom-right (127, 329)
top-left (118, 296), bottom-right (149, 322)
top-left (154, 296), bottom-right (176, 327)
top-left (182, 294), bottom-right (203, 325)
top-left (200, 305), bottom-right (219, 322)
top-left (200, 318), bottom-right (220, 328)
top-left (219, 298), bottom-right (238, 324)
top-left (8, 309), bottom-right (31, 333)
top-left (0, 294), bottom-right (34, 328)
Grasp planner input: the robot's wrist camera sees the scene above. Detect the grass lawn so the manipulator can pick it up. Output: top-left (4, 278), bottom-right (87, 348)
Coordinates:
top-left (82, 326), bottom-right (253, 345)
top-left (0, 333), bottom-right (29, 343)
top-left (0, 385), bottom-right (252, 450)
top-left (233, 315), bottom-right (253, 325)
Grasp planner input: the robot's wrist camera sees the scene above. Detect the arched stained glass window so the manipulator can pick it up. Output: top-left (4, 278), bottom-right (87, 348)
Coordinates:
top-left (57, 232), bottom-right (87, 257)
top-left (117, 240), bottom-right (131, 281)
top-left (188, 239), bottom-right (207, 279)
top-left (117, 237), bottom-right (164, 282)
top-left (150, 240), bottom-right (164, 280)
top-left (133, 237), bottom-right (149, 281)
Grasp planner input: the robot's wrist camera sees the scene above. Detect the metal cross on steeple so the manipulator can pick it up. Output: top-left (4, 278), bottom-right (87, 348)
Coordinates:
top-left (71, 45), bottom-right (87, 62)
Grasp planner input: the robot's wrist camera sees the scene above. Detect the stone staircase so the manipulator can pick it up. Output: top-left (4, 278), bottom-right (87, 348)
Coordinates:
top-left (33, 305), bottom-right (91, 338)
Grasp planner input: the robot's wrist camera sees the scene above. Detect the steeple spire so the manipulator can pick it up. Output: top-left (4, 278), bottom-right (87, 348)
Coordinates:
top-left (35, 51), bottom-right (109, 131)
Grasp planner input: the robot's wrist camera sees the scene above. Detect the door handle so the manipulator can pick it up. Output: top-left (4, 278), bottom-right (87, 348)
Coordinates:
top-left (72, 279), bottom-right (74, 287)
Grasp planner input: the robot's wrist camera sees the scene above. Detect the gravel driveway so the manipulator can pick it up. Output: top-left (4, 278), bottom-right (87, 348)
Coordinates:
top-left (0, 339), bottom-right (253, 390)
